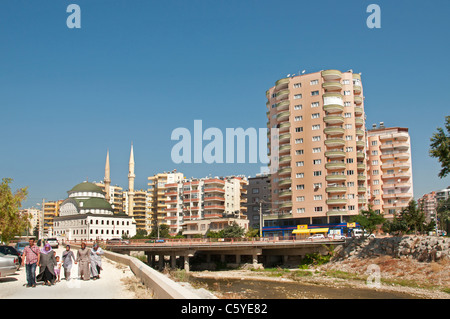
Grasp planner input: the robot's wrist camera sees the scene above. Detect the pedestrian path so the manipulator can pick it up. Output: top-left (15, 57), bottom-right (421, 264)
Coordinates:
top-left (0, 248), bottom-right (137, 299)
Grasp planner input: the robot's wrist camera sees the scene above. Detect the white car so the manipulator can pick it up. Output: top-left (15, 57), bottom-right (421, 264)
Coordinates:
top-left (308, 234), bottom-right (325, 240)
top-left (46, 238), bottom-right (59, 249)
top-left (0, 252), bottom-right (17, 278)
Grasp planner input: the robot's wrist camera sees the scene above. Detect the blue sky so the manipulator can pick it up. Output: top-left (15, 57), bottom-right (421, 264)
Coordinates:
top-left (0, 0), bottom-right (449, 208)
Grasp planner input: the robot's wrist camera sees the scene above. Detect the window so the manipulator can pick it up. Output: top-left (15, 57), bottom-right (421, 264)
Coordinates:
top-left (295, 150), bottom-right (304, 155)
top-left (348, 194), bottom-right (355, 199)
top-left (372, 150), bottom-right (378, 156)
top-left (311, 90), bottom-right (319, 96)
top-left (313, 171), bottom-right (322, 176)
top-left (345, 124), bottom-right (352, 129)
top-left (348, 205), bottom-right (355, 211)
top-left (312, 136), bottom-right (321, 142)
top-left (296, 196), bottom-right (305, 202)
top-left (314, 195), bottom-right (322, 200)
top-left (294, 116), bottom-right (303, 121)
top-left (297, 184), bottom-right (305, 190)
top-left (344, 102), bottom-right (351, 106)
top-left (313, 159), bottom-right (321, 165)
top-left (342, 80), bottom-right (350, 85)
top-left (372, 160), bottom-right (379, 165)
top-left (314, 207), bottom-right (323, 212)
top-left (371, 141), bottom-right (378, 146)
top-left (347, 182), bottom-right (354, 187)
top-left (294, 94), bottom-right (302, 99)
top-left (344, 90), bottom-right (351, 96)
top-left (311, 113), bottom-right (320, 119)
top-left (296, 173), bottom-right (304, 178)
top-left (293, 83), bottom-right (302, 88)
top-left (312, 124), bottom-right (320, 130)
top-left (373, 180), bottom-right (379, 185)
top-left (252, 188), bottom-right (260, 194)
top-left (344, 112), bottom-right (352, 118)
top-left (311, 102), bottom-right (320, 108)
top-left (346, 147), bottom-right (353, 152)
top-left (294, 104), bottom-right (302, 110)
top-left (313, 183), bottom-right (322, 189)
top-left (346, 158), bottom-right (354, 164)
top-left (310, 80), bottom-right (319, 85)
top-left (295, 138), bottom-right (303, 144)
top-left (374, 200), bottom-right (380, 205)
top-left (297, 208), bottom-right (305, 214)
top-left (312, 147), bottom-right (321, 153)
top-left (296, 161), bottom-right (304, 167)
top-left (373, 170), bottom-right (379, 175)
top-left (346, 135), bottom-right (353, 141)
top-left (373, 190), bottom-right (380, 195)
top-left (347, 170), bottom-right (354, 175)
top-left (295, 127), bottom-right (303, 132)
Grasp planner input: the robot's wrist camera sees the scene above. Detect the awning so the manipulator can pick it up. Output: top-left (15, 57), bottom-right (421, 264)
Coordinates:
top-left (292, 228), bottom-right (329, 234)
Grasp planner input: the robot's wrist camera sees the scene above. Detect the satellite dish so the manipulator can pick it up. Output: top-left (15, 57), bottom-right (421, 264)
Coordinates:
top-left (302, 70), bottom-right (306, 74)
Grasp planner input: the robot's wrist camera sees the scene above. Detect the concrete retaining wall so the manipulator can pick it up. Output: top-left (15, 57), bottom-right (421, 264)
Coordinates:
top-left (69, 244), bottom-right (200, 299)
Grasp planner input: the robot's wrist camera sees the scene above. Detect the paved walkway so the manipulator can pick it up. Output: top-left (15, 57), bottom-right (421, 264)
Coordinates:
top-left (0, 248), bottom-right (137, 299)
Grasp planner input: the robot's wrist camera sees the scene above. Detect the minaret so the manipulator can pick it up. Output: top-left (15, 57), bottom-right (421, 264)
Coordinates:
top-left (128, 143), bottom-right (135, 216)
top-left (104, 150), bottom-right (111, 201)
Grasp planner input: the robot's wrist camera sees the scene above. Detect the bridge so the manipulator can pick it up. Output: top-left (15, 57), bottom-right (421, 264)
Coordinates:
top-left (104, 238), bottom-right (345, 271)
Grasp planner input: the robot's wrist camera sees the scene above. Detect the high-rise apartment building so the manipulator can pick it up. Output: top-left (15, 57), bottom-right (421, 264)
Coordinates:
top-left (366, 124), bottom-right (413, 219)
top-left (42, 200), bottom-right (63, 237)
top-left (265, 69), bottom-right (367, 235)
top-left (245, 174), bottom-right (271, 229)
top-left (418, 191), bottom-right (437, 223)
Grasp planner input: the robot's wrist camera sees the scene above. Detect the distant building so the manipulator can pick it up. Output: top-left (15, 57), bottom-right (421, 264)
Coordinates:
top-left (366, 124), bottom-right (414, 219)
top-left (418, 191), bottom-right (437, 223)
top-left (436, 186), bottom-right (450, 203)
top-left (245, 174), bottom-right (271, 229)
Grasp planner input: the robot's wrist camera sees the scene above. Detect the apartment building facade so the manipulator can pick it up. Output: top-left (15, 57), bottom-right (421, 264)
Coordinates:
top-left (42, 200), bottom-right (63, 237)
top-left (265, 69), bottom-right (367, 235)
top-left (366, 124), bottom-right (414, 219)
top-left (244, 174), bottom-right (271, 229)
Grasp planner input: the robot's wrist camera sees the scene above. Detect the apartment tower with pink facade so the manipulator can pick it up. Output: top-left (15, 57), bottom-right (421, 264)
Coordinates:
top-left (366, 124), bottom-right (414, 219)
top-left (265, 69), bottom-right (367, 231)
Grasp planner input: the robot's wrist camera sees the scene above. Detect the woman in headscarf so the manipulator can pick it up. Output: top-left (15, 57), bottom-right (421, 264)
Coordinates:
top-left (76, 242), bottom-right (91, 281)
top-left (90, 242), bottom-right (104, 280)
top-left (62, 245), bottom-right (76, 281)
top-left (36, 243), bottom-right (57, 286)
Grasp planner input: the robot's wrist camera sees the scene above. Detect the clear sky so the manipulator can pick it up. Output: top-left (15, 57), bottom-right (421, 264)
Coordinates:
top-left (0, 0), bottom-right (449, 208)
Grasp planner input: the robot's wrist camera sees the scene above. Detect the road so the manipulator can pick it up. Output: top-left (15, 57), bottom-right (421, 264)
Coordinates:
top-left (0, 247), bottom-right (138, 299)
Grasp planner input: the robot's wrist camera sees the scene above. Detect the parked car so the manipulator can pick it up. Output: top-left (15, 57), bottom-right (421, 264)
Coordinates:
top-left (308, 234), bottom-right (325, 240)
top-left (15, 241), bottom-right (29, 255)
top-left (331, 234), bottom-right (346, 240)
top-left (0, 252), bottom-right (18, 278)
top-left (46, 238), bottom-right (59, 249)
top-left (0, 245), bottom-right (21, 269)
top-left (352, 229), bottom-right (375, 238)
top-left (106, 238), bottom-right (129, 245)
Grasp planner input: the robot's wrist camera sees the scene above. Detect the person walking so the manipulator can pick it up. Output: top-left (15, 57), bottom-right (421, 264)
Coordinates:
top-left (36, 243), bottom-right (57, 286)
top-left (76, 242), bottom-right (91, 281)
top-left (61, 245), bottom-right (76, 281)
top-left (90, 242), bottom-right (104, 280)
top-left (21, 238), bottom-right (40, 288)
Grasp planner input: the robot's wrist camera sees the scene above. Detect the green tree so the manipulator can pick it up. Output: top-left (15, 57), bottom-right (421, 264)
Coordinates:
top-left (436, 198), bottom-right (450, 233)
top-left (221, 222), bottom-right (245, 238)
top-left (0, 178), bottom-right (29, 243)
top-left (430, 115), bottom-right (450, 178)
top-left (400, 200), bottom-right (426, 233)
top-left (149, 224), bottom-right (171, 238)
top-left (350, 205), bottom-right (385, 236)
top-left (245, 227), bottom-right (260, 238)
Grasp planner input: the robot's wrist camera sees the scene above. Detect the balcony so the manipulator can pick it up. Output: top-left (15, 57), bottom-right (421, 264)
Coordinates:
top-left (357, 175), bottom-right (366, 181)
top-left (278, 166), bottom-right (292, 176)
top-left (276, 89), bottom-right (290, 100)
top-left (279, 122), bottom-right (291, 133)
top-left (326, 186), bottom-right (347, 193)
top-left (277, 111), bottom-right (290, 122)
top-left (354, 96), bottom-right (363, 104)
top-left (357, 163), bottom-right (366, 170)
top-left (353, 85), bottom-right (362, 94)
top-left (279, 201), bottom-right (293, 209)
top-left (278, 178), bottom-right (292, 187)
top-left (322, 81), bottom-right (342, 91)
top-left (325, 161), bottom-right (346, 170)
top-left (279, 155), bottom-right (291, 164)
top-left (322, 69), bottom-right (342, 81)
top-left (355, 118), bottom-right (364, 126)
top-left (276, 100), bottom-right (290, 111)
top-left (356, 129), bottom-right (365, 137)
top-left (325, 150), bottom-right (346, 158)
top-left (324, 104), bottom-right (344, 113)
top-left (326, 174), bottom-right (346, 182)
top-left (279, 144), bottom-right (291, 154)
top-left (354, 107), bottom-right (363, 115)
top-left (356, 140), bottom-right (365, 148)
top-left (324, 126), bottom-right (345, 136)
top-left (356, 152), bottom-right (365, 159)
top-left (326, 198), bottom-right (347, 205)
top-left (327, 209), bottom-right (348, 216)
top-left (275, 78), bottom-right (290, 90)
top-left (279, 133), bottom-right (291, 142)
top-left (324, 115), bottom-right (344, 124)
top-left (325, 138), bottom-right (345, 147)
top-left (358, 187), bottom-right (366, 193)
top-left (279, 190), bottom-right (292, 198)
